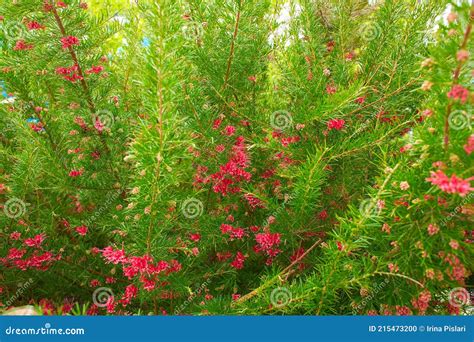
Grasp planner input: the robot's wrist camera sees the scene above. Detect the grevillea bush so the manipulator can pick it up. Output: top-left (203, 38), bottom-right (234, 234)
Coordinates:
top-left (0, 0), bottom-right (472, 315)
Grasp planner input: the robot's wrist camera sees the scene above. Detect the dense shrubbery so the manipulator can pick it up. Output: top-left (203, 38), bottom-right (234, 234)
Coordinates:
top-left (0, 0), bottom-right (472, 315)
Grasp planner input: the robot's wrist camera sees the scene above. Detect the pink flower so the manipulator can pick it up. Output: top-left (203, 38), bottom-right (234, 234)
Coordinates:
top-left (426, 170), bottom-right (474, 197)
top-left (24, 233), bottom-right (46, 248)
top-left (75, 225), bottom-right (88, 236)
top-left (447, 85), bottom-right (469, 104)
top-left (382, 223), bottom-right (391, 234)
top-left (215, 144), bottom-right (225, 153)
top-left (61, 36), bottom-right (80, 49)
top-left (327, 119), bottom-right (345, 131)
top-left (427, 224), bottom-right (439, 236)
top-left (463, 135), bottom-right (474, 155)
top-left (388, 263), bottom-right (399, 273)
top-left (399, 181), bottom-right (410, 190)
top-left (456, 50), bottom-right (469, 62)
top-left (101, 246), bottom-right (127, 264)
top-left (223, 125), bottom-right (236, 136)
top-left (10, 231), bottom-right (21, 240)
top-left (326, 84), bottom-right (337, 95)
top-left (355, 96), bottom-right (366, 104)
top-left (449, 239), bottom-right (459, 250)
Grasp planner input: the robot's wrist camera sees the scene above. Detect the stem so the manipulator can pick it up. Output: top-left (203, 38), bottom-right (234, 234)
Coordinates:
top-left (444, 7), bottom-right (473, 150)
top-left (222, 0), bottom-right (242, 91)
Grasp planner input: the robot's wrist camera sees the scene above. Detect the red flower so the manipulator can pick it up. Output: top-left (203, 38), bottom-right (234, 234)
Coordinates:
top-left (75, 225), bottom-right (88, 236)
top-left (13, 40), bottom-right (34, 51)
top-left (24, 233), bottom-right (46, 248)
top-left (61, 36), bottom-right (80, 49)
top-left (56, 1), bottom-right (68, 8)
top-left (230, 251), bottom-right (246, 269)
top-left (355, 96), bottom-right (366, 104)
top-left (243, 193), bottom-right (265, 209)
top-left (189, 233), bottom-right (201, 242)
top-left (8, 248), bottom-right (26, 259)
top-left (327, 119), bottom-right (345, 130)
top-left (86, 65), bottom-right (104, 74)
top-left (26, 21), bottom-right (45, 30)
top-left (68, 169), bottom-right (83, 177)
top-left (212, 118), bottom-right (222, 130)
